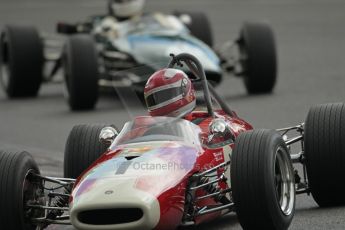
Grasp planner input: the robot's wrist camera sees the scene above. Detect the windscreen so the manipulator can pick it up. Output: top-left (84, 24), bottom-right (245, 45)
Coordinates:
top-left (120, 14), bottom-right (188, 35)
top-left (110, 116), bottom-right (202, 147)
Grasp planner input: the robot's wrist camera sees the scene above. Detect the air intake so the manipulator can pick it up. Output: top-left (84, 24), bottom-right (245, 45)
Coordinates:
top-left (78, 208), bottom-right (144, 225)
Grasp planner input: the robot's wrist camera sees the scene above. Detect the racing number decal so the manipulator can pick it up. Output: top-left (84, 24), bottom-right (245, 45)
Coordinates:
top-left (115, 161), bottom-right (132, 175)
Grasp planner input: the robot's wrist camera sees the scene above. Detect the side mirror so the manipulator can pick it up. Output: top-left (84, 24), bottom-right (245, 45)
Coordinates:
top-left (208, 118), bottom-right (233, 143)
top-left (99, 126), bottom-right (119, 145)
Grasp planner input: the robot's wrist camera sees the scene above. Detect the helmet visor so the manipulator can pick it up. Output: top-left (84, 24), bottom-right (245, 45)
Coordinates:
top-left (145, 87), bottom-right (183, 108)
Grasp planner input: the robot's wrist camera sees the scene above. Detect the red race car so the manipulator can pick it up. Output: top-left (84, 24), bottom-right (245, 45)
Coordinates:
top-left (1, 53), bottom-right (344, 230)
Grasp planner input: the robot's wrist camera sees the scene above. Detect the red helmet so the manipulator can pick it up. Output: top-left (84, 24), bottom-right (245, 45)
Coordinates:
top-left (144, 68), bottom-right (196, 117)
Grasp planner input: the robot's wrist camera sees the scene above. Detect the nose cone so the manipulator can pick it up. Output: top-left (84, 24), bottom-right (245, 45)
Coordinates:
top-left (70, 177), bottom-right (160, 230)
top-left (70, 141), bottom-right (199, 230)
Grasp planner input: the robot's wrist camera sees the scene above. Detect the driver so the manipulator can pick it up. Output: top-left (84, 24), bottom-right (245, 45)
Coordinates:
top-left (143, 68), bottom-right (233, 145)
top-left (90, 0), bottom-right (181, 39)
top-left (89, 0), bottom-right (145, 39)
top-left (117, 69), bottom-right (195, 143)
top-left (144, 68), bottom-right (196, 118)
top-left (107, 0), bottom-right (146, 20)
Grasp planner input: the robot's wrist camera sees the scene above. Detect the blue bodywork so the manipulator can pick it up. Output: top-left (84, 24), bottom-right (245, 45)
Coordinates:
top-left (94, 14), bottom-right (222, 74)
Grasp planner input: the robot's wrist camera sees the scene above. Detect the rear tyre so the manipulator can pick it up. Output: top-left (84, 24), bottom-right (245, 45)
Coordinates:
top-left (173, 11), bottom-right (213, 47)
top-left (0, 150), bottom-right (42, 230)
top-left (238, 22), bottom-right (277, 94)
top-left (231, 129), bottom-right (295, 230)
top-left (64, 124), bottom-right (112, 178)
top-left (0, 25), bottom-right (43, 97)
top-left (64, 34), bottom-right (99, 111)
top-left (304, 103), bottom-right (345, 207)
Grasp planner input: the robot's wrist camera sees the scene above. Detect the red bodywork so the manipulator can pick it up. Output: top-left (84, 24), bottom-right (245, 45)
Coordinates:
top-left (72, 110), bottom-right (253, 230)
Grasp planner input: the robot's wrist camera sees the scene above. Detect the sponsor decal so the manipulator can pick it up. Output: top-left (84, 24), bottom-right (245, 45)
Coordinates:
top-left (213, 151), bottom-right (224, 162)
top-left (115, 161), bottom-right (133, 175)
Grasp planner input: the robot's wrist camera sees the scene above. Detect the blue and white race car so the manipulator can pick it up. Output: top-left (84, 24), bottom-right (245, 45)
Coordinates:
top-left (0, 6), bottom-right (277, 110)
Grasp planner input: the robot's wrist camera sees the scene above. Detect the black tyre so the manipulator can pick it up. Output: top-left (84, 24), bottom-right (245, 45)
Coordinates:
top-left (304, 103), bottom-right (345, 207)
top-left (64, 124), bottom-right (111, 179)
top-left (0, 25), bottom-right (43, 97)
top-left (64, 34), bottom-right (99, 110)
top-left (0, 150), bottom-right (43, 230)
top-left (174, 11), bottom-right (213, 47)
top-left (231, 129), bottom-right (295, 230)
top-left (238, 22), bottom-right (277, 94)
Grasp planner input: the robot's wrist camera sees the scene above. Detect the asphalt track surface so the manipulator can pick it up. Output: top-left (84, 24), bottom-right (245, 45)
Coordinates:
top-left (1, 0), bottom-right (345, 229)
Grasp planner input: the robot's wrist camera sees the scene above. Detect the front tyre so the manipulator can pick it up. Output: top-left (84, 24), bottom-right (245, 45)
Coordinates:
top-left (0, 150), bottom-right (42, 230)
top-left (304, 103), bottom-right (345, 207)
top-left (64, 124), bottom-right (113, 179)
top-left (64, 35), bottom-right (99, 111)
top-left (238, 22), bottom-right (277, 94)
top-left (0, 25), bottom-right (43, 97)
top-left (231, 129), bottom-right (295, 230)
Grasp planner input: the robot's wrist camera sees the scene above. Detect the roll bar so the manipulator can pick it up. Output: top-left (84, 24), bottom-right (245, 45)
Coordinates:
top-left (167, 53), bottom-right (235, 117)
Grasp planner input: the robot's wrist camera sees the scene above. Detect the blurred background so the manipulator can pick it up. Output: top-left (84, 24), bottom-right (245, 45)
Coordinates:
top-left (0, 0), bottom-right (345, 229)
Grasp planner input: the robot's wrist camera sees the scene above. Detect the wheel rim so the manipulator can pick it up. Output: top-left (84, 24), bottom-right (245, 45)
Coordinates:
top-left (274, 147), bottom-right (295, 216)
top-left (22, 170), bottom-right (45, 223)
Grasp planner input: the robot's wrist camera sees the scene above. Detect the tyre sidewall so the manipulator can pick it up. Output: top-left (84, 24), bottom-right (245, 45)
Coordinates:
top-left (16, 154), bottom-right (40, 230)
top-left (231, 130), bottom-right (295, 230)
top-left (0, 26), bottom-right (43, 97)
top-left (64, 124), bottom-right (110, 179)
top-left (0, 151), bottom-right (39, 230)
top-left (264, 135), bottom-right (295, 229)
top-left (64, 35), bottom-right (99, 110)
top-left (304, 103), bottom-right (345, 206)
top-left (239, 22), bottom-right (277, 94)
